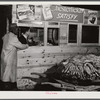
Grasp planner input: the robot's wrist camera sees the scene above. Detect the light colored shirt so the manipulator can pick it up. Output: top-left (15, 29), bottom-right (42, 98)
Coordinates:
top-left (22, 33), bottom-right (27, 39)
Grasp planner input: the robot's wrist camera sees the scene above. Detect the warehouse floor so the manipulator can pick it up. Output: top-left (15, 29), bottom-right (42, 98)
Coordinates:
top-left (0, 80), bottom-right (61, 91)
top-left (1, 79), bottom-right (100, 91)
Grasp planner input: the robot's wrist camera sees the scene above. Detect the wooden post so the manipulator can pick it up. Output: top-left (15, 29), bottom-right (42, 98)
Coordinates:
top-left (44, 22), bottom-right (48, 46)
top-left (6, 18), bottom-right (9, 33)
top-left (77, 23), bottom-right (82, 46)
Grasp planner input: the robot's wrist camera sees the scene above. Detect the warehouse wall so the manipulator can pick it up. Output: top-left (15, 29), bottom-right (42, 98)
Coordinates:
top-left (15, 5), bottom-right (100, 90)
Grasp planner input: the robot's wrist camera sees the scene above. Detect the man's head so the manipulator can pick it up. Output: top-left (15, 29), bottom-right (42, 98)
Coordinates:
top-left (20, 27), bottom-right (30, 37)
top-left (9, 23), bottom-right (18, 35)
top-left (29, 27), bottom-right (37, 38)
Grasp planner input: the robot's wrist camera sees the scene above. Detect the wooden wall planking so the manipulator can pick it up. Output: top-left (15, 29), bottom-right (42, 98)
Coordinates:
top-left (17, 46), bottom-right (100, 89)
top-left (17, 46), bottom-right (100, 68)
top-left (17, 66), bottom-right (50, 78)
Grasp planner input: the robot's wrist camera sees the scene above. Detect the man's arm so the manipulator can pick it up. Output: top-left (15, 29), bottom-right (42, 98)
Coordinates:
top-left (9, 36), bottom-right (29, 50)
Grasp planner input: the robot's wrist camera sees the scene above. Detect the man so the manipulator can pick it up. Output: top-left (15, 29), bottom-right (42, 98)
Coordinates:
top-left (18, 27), bottom-right (30, 44)
top-left (1, 24), bottom-right (29, 90)
top-left (27, 28), bottom-right (40, 46)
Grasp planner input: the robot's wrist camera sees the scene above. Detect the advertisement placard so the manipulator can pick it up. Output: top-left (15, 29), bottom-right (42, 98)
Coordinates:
top-left (12, 5), bottom-right (42, 24)
top-left (42, 5), bottom-right (84, 23)
top-left (88, 10), bottom-right (98, 25)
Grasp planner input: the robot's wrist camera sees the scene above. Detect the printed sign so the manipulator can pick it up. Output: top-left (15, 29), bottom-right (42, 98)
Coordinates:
top-left (35, 5), bottom-right (42, 20)
top-left (17, 5), bottom-right (35, 20)
top-left (42, 5), bottom-right (53, 20)
top-left (12, 5), bottom-right (42, 24)
top-left (88, 10), bottom-right (98, 25)
top-left (42, 5), bottom-right (84, 23)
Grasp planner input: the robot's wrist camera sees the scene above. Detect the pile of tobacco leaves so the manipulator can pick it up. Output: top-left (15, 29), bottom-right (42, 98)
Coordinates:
top-left (44, 54), bottom-right (100, 86)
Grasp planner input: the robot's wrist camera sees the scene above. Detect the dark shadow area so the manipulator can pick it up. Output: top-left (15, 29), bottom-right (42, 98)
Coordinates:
top-left (63, 5), bottom-right (100, 11)
top-left (0, 5), bottom-right (12, 90)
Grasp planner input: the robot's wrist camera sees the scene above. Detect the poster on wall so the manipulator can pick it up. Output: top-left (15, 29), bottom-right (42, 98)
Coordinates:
top-left (12, 4), bottom-right (42, 24)
top-left (17, 5), bottom-right (35, 20)
top-left (87, 10), bottom-right (98, 25)
top-left (42, 5), bottom-right (84, 23)
top-left (42, 5), bottom-right (53, 20)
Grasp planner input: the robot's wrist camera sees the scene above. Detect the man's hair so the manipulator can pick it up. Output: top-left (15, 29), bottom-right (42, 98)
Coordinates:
top-left (30, 27), bottom-right (37, 33)
top-left (9, 23), bottom-right (18, 34)
top-left (20, 27), bottom-right (30, 34)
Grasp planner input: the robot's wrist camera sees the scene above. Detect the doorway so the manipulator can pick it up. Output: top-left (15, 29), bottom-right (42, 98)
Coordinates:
top-left (0, 5), bottom-right (12, 53)
top-left (0, 5), bottom-right (12, 78)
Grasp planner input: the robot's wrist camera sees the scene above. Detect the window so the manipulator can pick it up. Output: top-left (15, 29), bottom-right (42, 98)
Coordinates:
top-left (68, 24), bottom-right (77, 43)
top-left (18, 27), bottom-right (44, 46)
top-left (82, 25), bottom-right (99, 43)
top-left (47, 28), bottom-right (59, 46)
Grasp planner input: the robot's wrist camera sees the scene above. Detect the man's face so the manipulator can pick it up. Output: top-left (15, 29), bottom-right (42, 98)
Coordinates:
top-left (26, 30), bottom-right (31, 37)
top-left (28, 32), bottom-right (36, 38)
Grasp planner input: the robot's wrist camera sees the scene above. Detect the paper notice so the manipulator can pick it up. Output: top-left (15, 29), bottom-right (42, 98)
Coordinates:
top-left (88, 10), bottom-right (98, 25)
top-left (17, 5), bottom-right (34, 20)
top-left (42, 5), bottom-right (53, 20)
